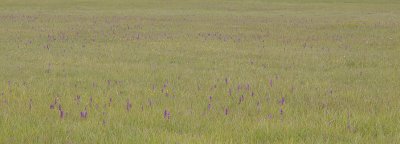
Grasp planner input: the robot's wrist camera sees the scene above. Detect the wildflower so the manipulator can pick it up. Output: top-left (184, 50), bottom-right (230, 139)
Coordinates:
top-left (225, 108), bottom-right (228, 115)
top-left (80, 111), bottom-right (87, 118)
top-left (239, 95), bottom-right (244, 104)
top-left (267, 114), bottom-right (273, 119)
top-left (81, 107), bottom-right (88, 119)
top-left (50, 104), bottom-right (54, 109)
top-left (280, 97), bottom-right (285, 105)
top-left (269, 79), bottom-right (273, 87)
top-left (126, 99), bottom-right (132, 112)
top-left (60, 110), bottom-right (64, 119)
top-left (164, 110), bottom-right (171, 120)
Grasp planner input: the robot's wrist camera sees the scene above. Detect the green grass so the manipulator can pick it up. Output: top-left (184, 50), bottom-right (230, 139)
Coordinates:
top-left (0, 0), bottom-right (399, 143)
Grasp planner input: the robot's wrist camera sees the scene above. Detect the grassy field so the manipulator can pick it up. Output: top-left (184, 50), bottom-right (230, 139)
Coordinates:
top-left (0, 0), bottom-right (399, 143)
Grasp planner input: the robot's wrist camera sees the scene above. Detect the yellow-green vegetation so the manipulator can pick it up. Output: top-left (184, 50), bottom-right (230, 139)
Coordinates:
top-left (0, 0), bottom-right (399, 143)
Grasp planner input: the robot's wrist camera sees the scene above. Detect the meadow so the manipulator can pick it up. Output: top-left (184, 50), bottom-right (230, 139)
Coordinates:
top-left (0, 0), bottom-right (399, 143)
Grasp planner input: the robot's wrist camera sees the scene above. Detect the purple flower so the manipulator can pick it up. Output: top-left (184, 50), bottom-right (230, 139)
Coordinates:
top-left (269, 79), bottom-right (273, 87)
top-left (163, 110), bottom-right (171, 120)
top-left (251, 91), bottom-right (254, 97)
top-left (80, 110), bottom-right (87, 118)
top-left (60, 110), bottom-right (64, 119)
top-left (164, 110), bottom-right (168, 119)
top-left (239, 95), bottom-right (244, 104)
top-left (224, 108), bottom-right (228, 115)
top-left (50, 104), bottom-right (54, 109)
top-left (267, 114), bottom-right (273, 119)
top-left (126, 99), bottom-right (132, 112)
top-left (280, 97), bottom-right (285, 105)
top-left (209, 96), bottom-right (212, 101)
top-left (280, 108), bottom-right (283, 115)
